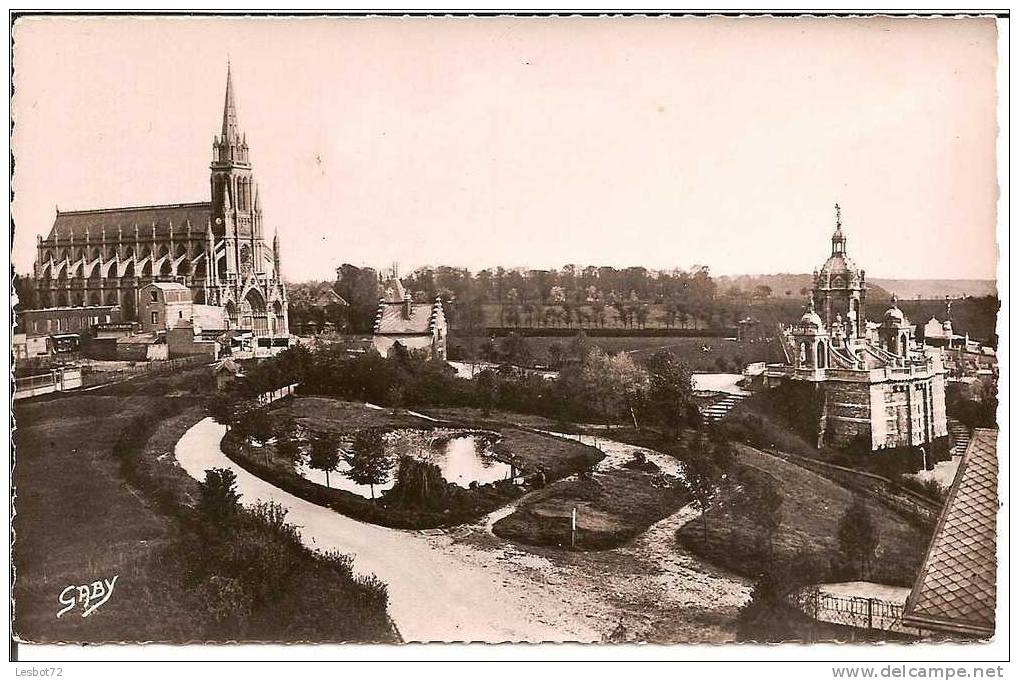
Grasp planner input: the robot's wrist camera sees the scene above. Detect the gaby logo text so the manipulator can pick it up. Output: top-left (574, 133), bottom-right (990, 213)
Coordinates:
top-left (57, 576), bottom-right (118, 618)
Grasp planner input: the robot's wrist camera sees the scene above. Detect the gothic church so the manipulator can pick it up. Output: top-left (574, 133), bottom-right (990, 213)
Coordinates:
top-left (32, 64), bottom-right (289, 337)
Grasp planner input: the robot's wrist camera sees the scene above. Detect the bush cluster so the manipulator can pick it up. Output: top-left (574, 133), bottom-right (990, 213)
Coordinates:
top-left (172, 469), bottom-right (395, 642)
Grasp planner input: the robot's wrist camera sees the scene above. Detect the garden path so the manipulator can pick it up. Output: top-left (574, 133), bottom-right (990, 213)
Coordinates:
top-left (174, 414), bottom-right (748, 643)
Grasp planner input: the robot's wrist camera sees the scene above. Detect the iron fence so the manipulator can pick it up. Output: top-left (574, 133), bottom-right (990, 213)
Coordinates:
top-left (790, 588), bottom-right (912, 635)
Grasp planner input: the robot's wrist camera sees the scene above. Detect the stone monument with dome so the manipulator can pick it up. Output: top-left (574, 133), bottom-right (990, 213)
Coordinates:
top-left (764, 205), bottom-right (949, 456)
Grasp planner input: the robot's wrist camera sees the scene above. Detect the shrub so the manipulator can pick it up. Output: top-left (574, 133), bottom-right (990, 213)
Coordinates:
top-left (173, 479), bottom-right (394, 642)
top-left (385, 456), bottom-right (448, 508)
top-left (836, 498), bottom-right (880, 579)
top-left (197, 468), bottom-right (241, 522)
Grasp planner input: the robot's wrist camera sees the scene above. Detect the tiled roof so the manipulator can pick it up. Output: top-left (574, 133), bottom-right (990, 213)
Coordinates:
top-left (311, 286), bottom-right (348, 307)
top-left (381, 277), bottom-right (407, 303)
top-left (902, 428), bottom-right (998, 638)
top-left (213, 357), bottom-right (242, 375)
top-left (374, 302), bottom-right (437, 335)
top-left (143, 281), bottom-right (189, 291)
top-left (193, 304), bottom-right (228, 331)
top-left (45, 202), bottom-right (212, 242)
top-left (116, 332), bottom-right (162, 345)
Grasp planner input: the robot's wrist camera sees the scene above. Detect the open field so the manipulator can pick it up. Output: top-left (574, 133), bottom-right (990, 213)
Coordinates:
top-left (451, 333), bottom-right (783, 372)
top-left (676, 445), bottom-right (932, 587)
top-left (12, 392), bottom-right (205, 642)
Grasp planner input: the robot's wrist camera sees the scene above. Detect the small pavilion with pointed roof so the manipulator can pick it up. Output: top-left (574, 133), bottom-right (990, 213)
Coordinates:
top-left (370, 274), bottom-right (447, 360)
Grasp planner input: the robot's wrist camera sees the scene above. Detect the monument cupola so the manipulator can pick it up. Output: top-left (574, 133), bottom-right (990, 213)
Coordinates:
top-left (813, 203), bottom-right (866, 338)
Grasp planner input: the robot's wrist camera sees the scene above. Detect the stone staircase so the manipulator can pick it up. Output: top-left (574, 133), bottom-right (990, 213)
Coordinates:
top-left (699, 393), bottom-right (748, 422)
top-left (948, 418), bottom-right (971, 456)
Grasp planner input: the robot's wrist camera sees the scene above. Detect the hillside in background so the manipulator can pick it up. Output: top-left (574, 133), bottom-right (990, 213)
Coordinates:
top-left (870, 278), bottom-right (997, 300)
top-left (718, 274), bottom-right (995, 301)
top-left (716, 274), bottom-right (891, 300)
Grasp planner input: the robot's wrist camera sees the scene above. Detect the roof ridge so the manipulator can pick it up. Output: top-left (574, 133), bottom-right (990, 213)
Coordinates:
top-left (57, 201), bottom-right (212, 216)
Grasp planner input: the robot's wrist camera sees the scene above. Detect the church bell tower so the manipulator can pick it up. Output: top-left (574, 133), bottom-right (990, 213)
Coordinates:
top-left (211, 62), bottom-right (263, 279)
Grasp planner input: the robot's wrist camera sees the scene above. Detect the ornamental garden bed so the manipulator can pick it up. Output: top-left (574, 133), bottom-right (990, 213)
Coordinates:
top-left (491, 464), bottom-right (688, 551)
top-left (222, 396), bottom-right (603, 529)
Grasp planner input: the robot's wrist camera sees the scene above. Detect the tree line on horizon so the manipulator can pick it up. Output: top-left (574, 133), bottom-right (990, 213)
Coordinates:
top-left (284, 262), bottom-right (999, 344)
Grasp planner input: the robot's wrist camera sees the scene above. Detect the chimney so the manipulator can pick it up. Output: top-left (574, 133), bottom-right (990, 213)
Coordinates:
top-left (402, 292), bottom-right (412, 320)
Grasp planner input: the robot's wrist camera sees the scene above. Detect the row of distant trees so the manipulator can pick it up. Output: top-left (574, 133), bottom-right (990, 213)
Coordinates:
top-left (286, 263), bottom-right (752, 334)
top-left (215, 340), bottom-right (702, 438)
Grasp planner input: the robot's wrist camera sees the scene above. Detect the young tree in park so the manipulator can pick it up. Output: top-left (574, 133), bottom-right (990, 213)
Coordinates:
top-left (581, 348), bottom-right (649, 428)
top-left (240, 409), bottom-right (276, 465)
top-left (387, 384), bottom-right (406, 415)
top-left (274, 435), bottom-right (303, 468)
top-left (206, 393), bottom-right (244, 429)
top-left (198, 468), bottom-right (240, 522)
top-left (547, 341), bottom-right (565, 369)
top-left (308, 432), bottom-right (342, 488)
top-left (500, 333), bottom-right (533, 367)
top-left (838, 498), bottom-right (880, 578)
top-left (474, 369), bottom-right (500, 416)
top-left (344, 428), bottom-right (393, 501)
top-left (640, 349), bottom-right (697, 437)
top-left (613, 352), bottom-right (650, 429)
top-left (730, 473), bottom-right (784, 564)
top-left (683, 431), bottom-right (735, 544)
top-left (567, 331), bottom-right (591, 364)
top-left (581, 348), bottom-right (620, 427)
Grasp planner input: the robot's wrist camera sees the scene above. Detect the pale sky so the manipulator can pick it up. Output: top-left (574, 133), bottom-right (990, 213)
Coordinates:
top-left (12, 16), bottom-right (999, 281)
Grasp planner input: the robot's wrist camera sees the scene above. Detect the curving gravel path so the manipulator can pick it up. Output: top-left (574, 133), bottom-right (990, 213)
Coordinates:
top-left (174, 415), bottom-right (749, 643)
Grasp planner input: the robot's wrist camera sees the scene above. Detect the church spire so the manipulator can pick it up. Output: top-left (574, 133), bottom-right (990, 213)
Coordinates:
top-left (222, 60), bottom-right (240, 142)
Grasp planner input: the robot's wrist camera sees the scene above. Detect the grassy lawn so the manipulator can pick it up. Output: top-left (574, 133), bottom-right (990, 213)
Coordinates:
top-left (676, 445), bottom-right (932, 587)
top-left (418, 406), bottom-right (572, 431)
top-left (272, 396), bottom-right (436, 434)
top-left (493, 463), bottom-right (688, 551)
top-left (13, 378), bottom-right (398, 643)
top-left (454, 334), bottom-right (782, 372)
top-left (12, 392), bottom-right (204, 642)
top-left (225, 396), bottom-right (604, 529)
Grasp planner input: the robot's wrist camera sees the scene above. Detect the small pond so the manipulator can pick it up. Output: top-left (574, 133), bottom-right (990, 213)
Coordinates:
top-left (295, 429), bottom-right (514, 498)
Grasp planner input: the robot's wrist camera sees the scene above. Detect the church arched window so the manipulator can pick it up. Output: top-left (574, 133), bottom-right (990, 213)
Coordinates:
top-left (239, 244), bottom-right (252, 273)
